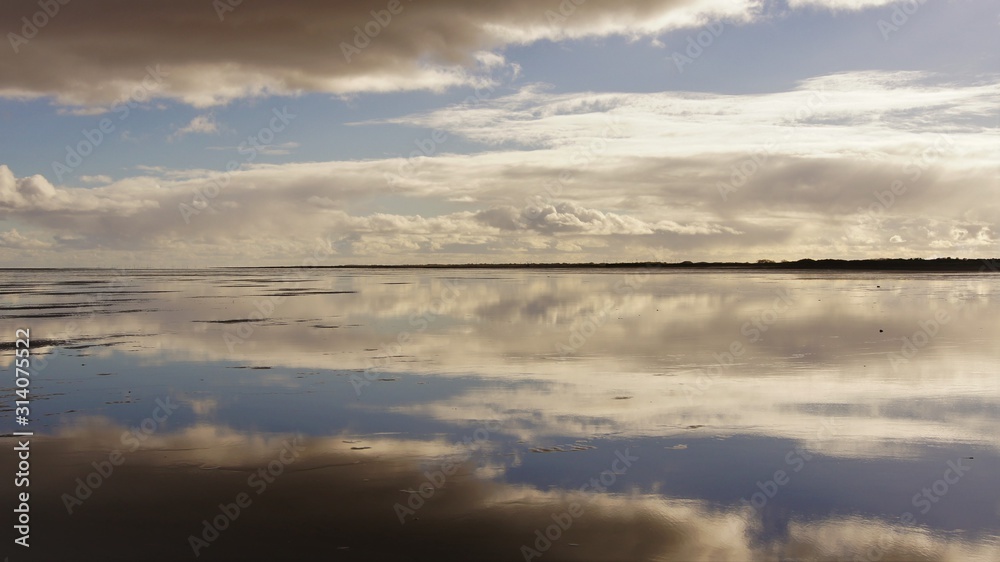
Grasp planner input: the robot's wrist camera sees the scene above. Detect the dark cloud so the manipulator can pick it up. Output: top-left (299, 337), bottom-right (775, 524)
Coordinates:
top-left (0, 0), bottom-right (757, 106)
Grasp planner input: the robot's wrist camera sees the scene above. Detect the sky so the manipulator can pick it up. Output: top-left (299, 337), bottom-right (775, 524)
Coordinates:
top-left (0, 0), bottom-right (997, 267)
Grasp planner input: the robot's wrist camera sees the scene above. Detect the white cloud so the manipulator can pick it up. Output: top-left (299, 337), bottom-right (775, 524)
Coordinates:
top-left (0, 71), bottom-right (996, 266)
top-left (380, 71), bottom-right (998, 160)
top-left (169, 114), bottom-right (220, 141)
top-left (0, 228), bottom-right (50, 249)
top-left (79, 175), bottom-right (114, 185)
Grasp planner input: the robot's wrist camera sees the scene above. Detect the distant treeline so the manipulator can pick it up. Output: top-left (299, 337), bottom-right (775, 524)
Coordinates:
top-left (8, 258), bottom-right (998, 272)
top-left (301, 258), bottom-right (999, 272)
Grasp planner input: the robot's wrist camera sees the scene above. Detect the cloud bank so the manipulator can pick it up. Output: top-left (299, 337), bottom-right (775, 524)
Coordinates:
top-left (1, 70), bottom-right (996, 265)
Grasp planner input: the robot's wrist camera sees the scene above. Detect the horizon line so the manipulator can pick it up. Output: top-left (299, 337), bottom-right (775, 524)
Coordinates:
top-left (3, 257), bottom-right (998, 272)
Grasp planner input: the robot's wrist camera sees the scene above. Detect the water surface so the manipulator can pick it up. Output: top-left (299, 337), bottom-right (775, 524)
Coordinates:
top-left (2, 268), bottom-right (998, 560)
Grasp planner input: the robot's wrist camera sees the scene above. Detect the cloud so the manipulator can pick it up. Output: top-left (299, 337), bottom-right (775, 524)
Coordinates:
top-left (0, 165), bottom-right (57, 208)
top-left (0, 71), bottom-right (996, 265)
top-left (478, 203), bottom-right (654, 235)
top-left (79, 174), bottom-right (113, 185)
top-left (0, 164), bottom-right (159, 213)
top-left (209, 141), bottom-right (300, 155)
top-left (476, 202), bottom-right (738, 236)
top-left (169, 114), bottom-right (220, 141)
top-left (381, 71), bottom-right (998, 154)
top-left (0, 0), bottom-right (908, 108)
top-left (0, 228), bottom-right (49, 249)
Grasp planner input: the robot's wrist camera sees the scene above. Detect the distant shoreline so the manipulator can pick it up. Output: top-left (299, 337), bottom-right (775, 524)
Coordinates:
top-left (4, 258), bottom-right (998, 272)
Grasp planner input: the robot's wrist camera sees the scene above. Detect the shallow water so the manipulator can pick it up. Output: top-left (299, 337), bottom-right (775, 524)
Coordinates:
top-left (2, 268), bottom-right (998, 560)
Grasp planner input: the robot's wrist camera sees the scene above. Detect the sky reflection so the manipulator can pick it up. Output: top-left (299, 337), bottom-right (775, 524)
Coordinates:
top-left (2, 268), bottom-right (998, 560)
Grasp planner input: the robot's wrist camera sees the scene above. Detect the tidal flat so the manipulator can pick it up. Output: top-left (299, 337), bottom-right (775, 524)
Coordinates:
top-left (2, 267), bottom-right (998, 561)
